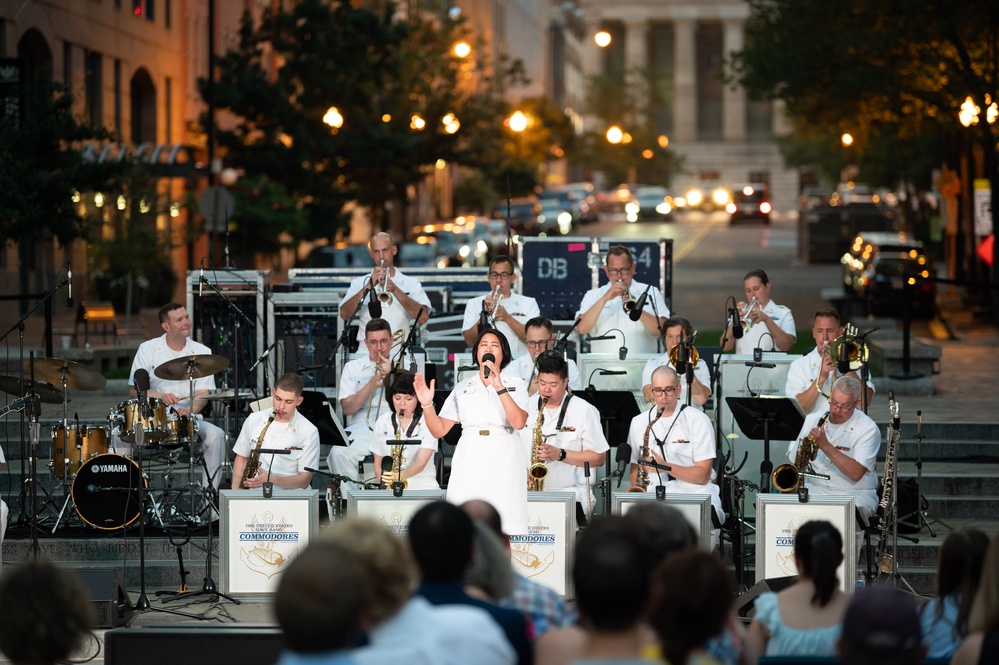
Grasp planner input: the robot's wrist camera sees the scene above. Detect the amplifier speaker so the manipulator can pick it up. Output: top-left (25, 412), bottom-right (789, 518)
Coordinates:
top-left (105, 626), bottom-right (284, 665)
top-left (72, 568), bottom-right (132, 628)
top-left (733, 575), bottom-right (797, 619)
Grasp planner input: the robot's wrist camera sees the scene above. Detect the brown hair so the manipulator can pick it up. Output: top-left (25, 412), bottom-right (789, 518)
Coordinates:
top-left (275, 372), bottom-right (304, 397)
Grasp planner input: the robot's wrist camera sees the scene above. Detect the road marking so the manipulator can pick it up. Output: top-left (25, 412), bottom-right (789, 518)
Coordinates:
top-left (673, 215), bottom-right (725, 263)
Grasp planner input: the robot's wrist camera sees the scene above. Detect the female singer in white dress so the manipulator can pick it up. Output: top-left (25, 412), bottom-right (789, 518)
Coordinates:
top-left (415, 329), bottom-right (529, 535)
top-left (371, 372), bottom-right (439, 490)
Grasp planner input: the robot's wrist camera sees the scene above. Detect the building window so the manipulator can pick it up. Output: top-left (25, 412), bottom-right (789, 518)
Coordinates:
top-left (133, 0), bottom-right (154, 21)
top-left (696, 22), bottom-right (723, 142)
top-left (165, 76), bottom-right (171, 143)
top-left (647, 22), bottom-right (674, 136)
top-left (165, 0), bottom-right (171, 29)
top-left (114, 59), bottom-right (122, 138)
top-left (86, 51), bottom-right (103, 126)
top-left (63, 41), bottom-right (72, 86)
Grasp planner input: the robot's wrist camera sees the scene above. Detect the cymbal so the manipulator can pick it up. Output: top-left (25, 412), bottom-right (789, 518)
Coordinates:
top-left (0, 375), bottom-right (67, 404)
top-left (204, 388), bottom-right (254, 401)
top-left (154, 354), bottom-right (230, 381)
top-left (27, 358), bottom-right (107, 391)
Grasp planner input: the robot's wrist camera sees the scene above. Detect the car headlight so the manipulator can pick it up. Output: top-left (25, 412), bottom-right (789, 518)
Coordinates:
top-left (625, 201), bottom-right (640, 214)
top-left (725, 202), bottom-right (736, 214)
top-left (712, 188), bottom-right (730, 206)
top-left (458, 245), bottom-right (470, 258)
top-left (686, 190), bottom-right (703, 206)
top-left (656, 202), bottom-right (671, 214)
top-left (558, 211), bottom-right (572, 225)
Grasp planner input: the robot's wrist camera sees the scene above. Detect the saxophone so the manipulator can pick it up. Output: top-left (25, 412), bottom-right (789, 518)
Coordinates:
top-left (389, 417), bottom-right (408, 490)
top-left (240, 413), bottom-right (275, 489)
top-left (528, 397), bottom-right (549, 491)
top-left (876, 395), bottom-right (900, 573)
top-left (772, 412), bottom-right (829, 492)
top-left (629, 406), bottom-right (665, 493)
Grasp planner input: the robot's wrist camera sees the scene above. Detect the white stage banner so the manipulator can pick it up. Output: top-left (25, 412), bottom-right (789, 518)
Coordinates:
top-left (346, 489), bottom-right (446, 537)
top-left (511, 492), bottom-right (575, 598)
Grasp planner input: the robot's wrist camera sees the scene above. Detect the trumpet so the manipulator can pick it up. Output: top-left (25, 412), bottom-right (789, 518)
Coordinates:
top-left (740, 297), bottom-right (761, 331)
top-left (827, 324), bottom-right (869, 372)
top-left (621, 281), bottom-right (638, 314)
top-left (486, 285), bottom-right (504, 326)
top-left (376, 259), bottom-right (393, 306)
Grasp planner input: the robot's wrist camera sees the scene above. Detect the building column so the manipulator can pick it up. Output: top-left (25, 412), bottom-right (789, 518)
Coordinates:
top-left (722, 19), bottom-right (746, 142)
top-left (674, 19), bottom-right (696, 143)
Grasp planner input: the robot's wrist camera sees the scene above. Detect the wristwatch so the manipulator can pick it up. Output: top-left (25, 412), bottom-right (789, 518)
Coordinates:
top-left (558, 449), bottom-right (567, 461)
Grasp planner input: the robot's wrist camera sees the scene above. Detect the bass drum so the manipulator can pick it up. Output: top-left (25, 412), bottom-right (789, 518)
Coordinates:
top-left (72, 454), bottom-right (146, 530)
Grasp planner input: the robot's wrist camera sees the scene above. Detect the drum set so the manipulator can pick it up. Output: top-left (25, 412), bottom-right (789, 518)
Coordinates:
top-left (4, 353), bottom-right (235, 532)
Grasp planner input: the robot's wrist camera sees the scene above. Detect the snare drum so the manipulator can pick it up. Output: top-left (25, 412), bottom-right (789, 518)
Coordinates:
top-left (51, 425), bottom-right (109, 477)
top-left (163, 412), bottom-right (200, 448)
top-left (72, 454), bottom-right (146, 530)
top-left (110, 398), bottom-right (169, 442)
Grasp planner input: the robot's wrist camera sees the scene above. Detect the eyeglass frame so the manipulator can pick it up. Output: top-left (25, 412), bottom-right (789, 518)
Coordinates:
top-left (488, 271), bottom-right (514, 279)
top-left (606, 265), bottom-right (634, 277)
top-left (650, 385), bottom-right (679, 396)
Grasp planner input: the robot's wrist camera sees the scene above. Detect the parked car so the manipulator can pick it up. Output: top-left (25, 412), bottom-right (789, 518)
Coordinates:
top-left (863, 249), bottom-right (937, 317)
top-left (725, 183), bottom-right (772, 224)
top-left (300, 244), bottom-right (374, 268)
top-left (799, 185), bottom-right (831, 215)
top-left (629, 186), bottom-right (673, 222)
top-left (537, 198), bottom-right (574, 235)
top-left (840, 232), bottom-right (922, 294)
top-left (490, 198), bottom-right (542, 236)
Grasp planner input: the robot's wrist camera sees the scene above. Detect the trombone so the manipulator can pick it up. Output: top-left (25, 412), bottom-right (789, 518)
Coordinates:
top-left (827, 323), bottom-right (869, 372)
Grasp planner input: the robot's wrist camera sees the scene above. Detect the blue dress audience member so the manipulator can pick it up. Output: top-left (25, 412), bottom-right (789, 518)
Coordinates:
top-left (746, 520), bottom-right (848, 660)
top-left (838, 587), bottom-right (925, 665)
top-left (951, 534), bottom-right (999, 665)
top-left (918, 527), bottom-right (988, 660)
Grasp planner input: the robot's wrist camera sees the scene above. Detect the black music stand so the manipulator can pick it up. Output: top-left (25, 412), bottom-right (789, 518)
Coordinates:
top-left (297, 390), bottom-right (350, 448)
top-left (573, 389), bottom-right (640, 515)
top-left (726, 396), bottom-right (805, 494)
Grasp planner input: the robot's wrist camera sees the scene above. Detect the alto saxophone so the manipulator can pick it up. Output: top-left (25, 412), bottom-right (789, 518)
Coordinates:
top-left (772, 412), bottom-right (829, 493)
top-left (629, 406), bottom-right (665, 493)
top-left (876, 396), bottom-right (901, 573)
top-left (240, 413), bottom-right (275, 489)
top-left (529, 397), bottom-right (549, 491)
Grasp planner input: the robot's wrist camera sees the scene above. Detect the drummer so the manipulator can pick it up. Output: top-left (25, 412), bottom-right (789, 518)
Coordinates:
top-left (120, 303), bottom-right (226, 497)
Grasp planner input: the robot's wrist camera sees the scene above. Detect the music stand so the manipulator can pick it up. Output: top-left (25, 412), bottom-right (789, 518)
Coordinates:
top-left (573, 389), bottom-right (640, 515)
top-left (726, 396), bottom-right (805, 494)
top-left (297, 390), bottom-right (350, 448)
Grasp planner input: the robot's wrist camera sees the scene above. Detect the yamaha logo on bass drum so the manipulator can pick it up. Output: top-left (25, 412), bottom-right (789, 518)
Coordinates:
top-left (94, 463), bottom-right (131, 473)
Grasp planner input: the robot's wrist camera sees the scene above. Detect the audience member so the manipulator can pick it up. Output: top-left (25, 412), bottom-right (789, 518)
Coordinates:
top-left (838, 587), bottom-right (925, 665)
top-left (463, 499), bottom-right (574, 638)
top-left (919, 527), bottom-right (989, 660)
top-left (409, 501), bottom-right (534, 665)
top-left (951, 535), bottom-right (999, 665)
top-left (0, 562), bottom-right (93, 665)
top-left (465, 519), bottom-right (516, 602)
top-left (649, 550), bottom-right (735, 665)
top-left (746, 520), bottom-right (848, 660)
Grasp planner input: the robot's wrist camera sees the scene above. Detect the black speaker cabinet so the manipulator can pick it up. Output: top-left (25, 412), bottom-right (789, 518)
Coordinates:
top-left (73, 568), bottom-right (132, 629)
top-left (105, 626), bottom-right (284, 665)
top-left (734, 575), bottom-right (797, 620)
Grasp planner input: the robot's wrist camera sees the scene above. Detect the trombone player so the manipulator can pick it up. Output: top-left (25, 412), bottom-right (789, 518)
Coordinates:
top-left (785, 308), bottom-right (875, 416)
top-left (640, 316), bottom-right (711, 410)
top-left (339, 232), bottom-right (432, 350)
top-left (462, 256), bottom-right (540, 357)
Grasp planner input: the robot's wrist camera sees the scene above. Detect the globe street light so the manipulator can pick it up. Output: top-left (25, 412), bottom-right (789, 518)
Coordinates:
top-left (508, 111), bottom-right (528, 133)
top-left (594, 31), bottom-right (611, 48)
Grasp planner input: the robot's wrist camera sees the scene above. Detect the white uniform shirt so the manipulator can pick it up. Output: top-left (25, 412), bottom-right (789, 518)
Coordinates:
top-left (344, 270), bottom-right (432, 344)
top-left (461, 292), bottom-right (541, 357)
top-left (785, 347), bottom-right (877, 416)
top-left (233, 408), bottom-right (320, 482)
top-left (787, 409), bottom-right (880, 513)
top-left (735, 300), bottom-right (795, 354)
top-left (627, 405), bottom-right (724, 520)
top-left (370, 411), bottom-right (439, 490)
top-left (505, 353), bottom-right (582, 394)
top-left (521, 394), bottom-right (608, 512)
top-left (641, 354), bottom-right (711, 412)
top-left (576, 280), bottom-right (669, 355)
top-left (129, 334), bottom-right (216, 408)
top-left (337, 356), bottom-right (383, 450)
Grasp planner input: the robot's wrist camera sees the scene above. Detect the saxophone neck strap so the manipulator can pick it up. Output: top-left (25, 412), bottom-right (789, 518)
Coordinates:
top-left (538, 393), bottom-right (572, 432)
top-left (391, 412), bottom-right (422, 439)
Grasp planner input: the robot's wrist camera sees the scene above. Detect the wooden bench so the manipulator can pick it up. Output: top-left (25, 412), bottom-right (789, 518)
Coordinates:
top-left (73, 301), bottom-right (118, 346)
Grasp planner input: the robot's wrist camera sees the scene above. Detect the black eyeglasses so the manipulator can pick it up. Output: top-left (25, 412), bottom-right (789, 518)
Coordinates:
top-left (488, 271), bottom-right (514, 279)
top-left (650, 386), bottom-right (678, 396)
top-left (606, 266), bottom-right (633, 276)
top-left (526, 339), bottom-right (553, 349)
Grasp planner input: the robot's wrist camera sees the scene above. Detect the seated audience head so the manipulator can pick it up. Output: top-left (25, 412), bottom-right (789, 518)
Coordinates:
top-left (462, 499), bottom-right (506, 540)
top-left (409, 500), bottom-right (475, 583)
top-left (621, 501), bottom-right (697, 562)
top-left (0, 561), bottom-right (92, 665)
top-left (320, 517), bottom-right (416, 626)
top-left (933, 527), bottom-right (989, 638)
top-left (794, 520), bottom-right (844, 607)
top-left (464, 519), bottom-right (515, 600)
top-left (649, 550), bottom-right (736, 665)
top-left (274, 540), bottom-right (365, 653)
top-left (839, 588), bottom-right (924, 665)
top-left (969, 535), bottom-right (999, 634)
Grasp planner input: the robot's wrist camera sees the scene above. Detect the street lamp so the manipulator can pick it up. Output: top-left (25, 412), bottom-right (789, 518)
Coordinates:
top-left (606, 125), bottom-right (623, 144)
top-left (594, 31), bottom-right (611, 48)
top-left (453, 41), bottom-right (471, 59)
top-left (323, 106), bottom-right (344, 133)
top-left (841, 132), bottom-right (854, 147)
top-left (508, 111), bottom-right (528, 133)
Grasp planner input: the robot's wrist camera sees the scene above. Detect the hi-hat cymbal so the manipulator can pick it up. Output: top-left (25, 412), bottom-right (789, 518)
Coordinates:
top-left (0, 375), bottom-right (67, 404)
top-left (27, 358), bottom-right (107, 391)
top-left (154, 354), bottom-right (230, 381)
top-left (204, 388), bottom-right (254, 401)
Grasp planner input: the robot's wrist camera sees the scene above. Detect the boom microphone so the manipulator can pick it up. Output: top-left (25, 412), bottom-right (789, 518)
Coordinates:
top-left (837, 334), bottom-right (852, 374)
top-left (730, 307), bottom-right (743, 339)
top-left (199, 259), bottom-right (204, 297)
top-left (481, 352), bottom-right (496, 379)
top-left (629, 285), bottom-right (651, 322)
top-left (615, 443), bottom-right (632, 488)
top-left (67, 263), bottom-right (73, 308)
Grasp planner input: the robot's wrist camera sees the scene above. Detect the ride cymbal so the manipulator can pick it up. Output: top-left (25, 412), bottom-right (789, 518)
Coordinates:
top-left (26, 358), bottom-right (107, 391)
top-left (0, 375), bottom-right (67, 404)
top-left (154, 354), bottom-right (230, 381)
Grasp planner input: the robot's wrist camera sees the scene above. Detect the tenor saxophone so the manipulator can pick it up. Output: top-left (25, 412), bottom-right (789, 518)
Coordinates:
top-left (772, 412), bottom-right (829, 493)
top-left (629, 406), bottom-right (665, 493)
top-left (876, 396), bottom-right (901, 573)
top-left (389, 417), bottom-right (408, 490)
top-left (240, 413), bottom-right (275, 489)
top-left (529, 397), bottom-right (549, 491)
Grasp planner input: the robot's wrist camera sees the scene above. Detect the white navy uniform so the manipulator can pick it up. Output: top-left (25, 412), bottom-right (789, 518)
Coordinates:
top-left (343, 269), bottom-right (433, 346)
top-left (505, 353), bottom-right (582, 395)
top-left (784, 347), bottom-right (876, 416)
top-left (234, 408), bottom-right (320, 487)
top-left (462, 292), bottom-right (541, 358)
top-left (440, 375), bottom-right (529, 535)
top-left (329, 356), bottom-right (384, 486)
top-left (371, 411), bottom-right (439, 490)
top-left (520, 395), bottom-right (608, 515)
top-left (576, 280), bottom-right (669, 355)
top-left (735, 300), bottom-right (795, 354)
top-left (641, 354), bottom-right (711, 412)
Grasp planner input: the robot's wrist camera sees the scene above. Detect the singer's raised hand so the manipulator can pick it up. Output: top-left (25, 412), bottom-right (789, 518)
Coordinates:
top-left (413, 373), bottom-right (435, 405)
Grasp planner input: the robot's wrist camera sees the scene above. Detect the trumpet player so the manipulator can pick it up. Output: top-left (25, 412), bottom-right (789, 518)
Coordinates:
top-left (340, 232), bottom-right (432, 349)
top-left (787, 376), bottom-right (880, 554)
top-left (576, 245), bottom-right (668, 355)
top-left (231, 373), bottom-right (319, 490)
top-left (370, 372), bottom-right (439, 490)
top-left (506, 317), bottom-right (581, 395)
top-left (462, 256), bottom-right (540, 356)
top-left (519, 353), bottom-right (608, 523)
top-left (785, 308), bottom-right (875, 416)
top-left (641, 316), bottom-right (711, 410)
top-left (628, 367), bottom-right (724, 534)
top-left (328, 319), bottom-right (394, 489)
top-left (722, 269), bottom-right (796, 354)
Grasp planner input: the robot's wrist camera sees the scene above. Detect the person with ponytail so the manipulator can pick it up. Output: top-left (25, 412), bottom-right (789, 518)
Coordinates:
top-left (745, 520), bottom-right (849, 660)
top-left (919, 527), bottom-right (988, 659)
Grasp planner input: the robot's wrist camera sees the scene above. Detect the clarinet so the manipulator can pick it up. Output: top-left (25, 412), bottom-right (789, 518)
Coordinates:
top-left (876, 395), bottom-right (900, 573)
top-left (240, 414), bottom-right (275, 489)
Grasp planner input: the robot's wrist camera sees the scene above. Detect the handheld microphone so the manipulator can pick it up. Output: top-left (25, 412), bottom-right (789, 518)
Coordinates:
top-left (615, 443), bottom-right (632, 488)
top-left (67, 263), bottom-right (73, 308)
top-left (381, 456), bottom-right (393, 476)
top-left (730, 307), bottom-right (743, 339)
top-left (837, 335), bottom-right (851, 374)
top-left (199, 259), bottom-right (204, 297)
top-left (481, 352), bottom-right (496, 379)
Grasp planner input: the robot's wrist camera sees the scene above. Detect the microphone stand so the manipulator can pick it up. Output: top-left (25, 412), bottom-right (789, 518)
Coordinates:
top-left (713, 299), bottom-right (737, 566)
top-left (852, 326), bottom-right (879, 414)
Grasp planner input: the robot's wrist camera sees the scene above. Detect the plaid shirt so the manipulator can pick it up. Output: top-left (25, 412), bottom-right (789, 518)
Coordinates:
top-left (500, 574), bottom-right (575, 638)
